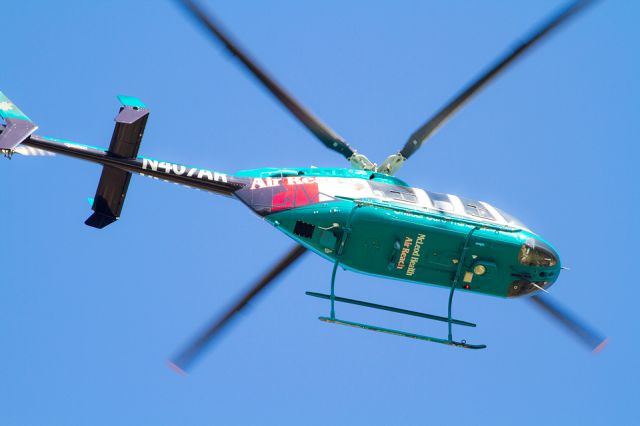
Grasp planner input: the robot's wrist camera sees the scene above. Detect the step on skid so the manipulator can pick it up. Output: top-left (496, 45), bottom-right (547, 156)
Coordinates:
top-left (318, 317), bottom-right (486, 349)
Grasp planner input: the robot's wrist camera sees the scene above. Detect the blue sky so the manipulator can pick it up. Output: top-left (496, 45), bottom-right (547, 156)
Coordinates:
top-left (1, 1), bottom-right (638, 425)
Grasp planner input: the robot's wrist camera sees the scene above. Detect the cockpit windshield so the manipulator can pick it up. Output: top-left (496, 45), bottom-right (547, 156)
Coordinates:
top-left (518, 238), bottom-right (558, 267)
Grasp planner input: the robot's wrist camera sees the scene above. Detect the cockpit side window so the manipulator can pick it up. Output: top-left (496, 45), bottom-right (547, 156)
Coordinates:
top-left (495, 207), bottom-right (527, 229)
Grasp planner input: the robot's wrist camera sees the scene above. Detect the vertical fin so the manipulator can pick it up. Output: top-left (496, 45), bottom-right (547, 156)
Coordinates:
top-left (0, 91), bottom-right (38, 153)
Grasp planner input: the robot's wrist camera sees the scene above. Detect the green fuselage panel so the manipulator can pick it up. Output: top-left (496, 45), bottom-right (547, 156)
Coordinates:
top-left (265, 199), bottom-right (560, 298)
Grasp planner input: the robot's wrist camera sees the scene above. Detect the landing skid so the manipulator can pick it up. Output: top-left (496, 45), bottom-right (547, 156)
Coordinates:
top-left (311, 208), bottom-right (486, 349)
top-left (319, 317), bottom-right (486, 349)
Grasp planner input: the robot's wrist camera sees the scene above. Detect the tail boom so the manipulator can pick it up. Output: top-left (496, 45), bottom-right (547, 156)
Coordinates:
top-left (1, 93), bottom-right (249, 229)
top-left (14, 132), bottom-right (248, 195)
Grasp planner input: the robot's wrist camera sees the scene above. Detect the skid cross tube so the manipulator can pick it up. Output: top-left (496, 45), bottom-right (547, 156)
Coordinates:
top-left (447, 226), bottom-right (480, 341)
top-left (306, 292), bottom-right (476, 327)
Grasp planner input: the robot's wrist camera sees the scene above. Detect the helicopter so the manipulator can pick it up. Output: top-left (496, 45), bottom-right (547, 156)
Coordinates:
top-left (0, 0), bottom-right (606, 373)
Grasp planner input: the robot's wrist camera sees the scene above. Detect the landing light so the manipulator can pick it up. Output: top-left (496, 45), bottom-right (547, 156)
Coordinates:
top-left (473, 264), bottom-right (487, 275)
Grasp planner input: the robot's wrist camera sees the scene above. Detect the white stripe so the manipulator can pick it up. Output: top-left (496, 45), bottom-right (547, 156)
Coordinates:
top-left (448, 194), bottom-right (466, 216)
top-left (12, 146), bottom-right (55, 157)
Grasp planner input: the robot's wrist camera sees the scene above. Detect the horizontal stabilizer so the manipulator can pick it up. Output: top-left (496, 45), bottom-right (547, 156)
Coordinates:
top-left (0, 91), bottom-right (38, 153)
top-left (85, 96), bottom-right (149, 229)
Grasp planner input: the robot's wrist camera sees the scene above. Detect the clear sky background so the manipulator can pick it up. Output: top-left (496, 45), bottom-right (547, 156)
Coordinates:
top-left (1, 1), bottom-right (638, 425)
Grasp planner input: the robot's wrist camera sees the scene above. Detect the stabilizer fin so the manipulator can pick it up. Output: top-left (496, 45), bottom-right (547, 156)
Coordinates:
top-left (85, 96), bottom-right (149, 229)
top-left (0, 91), bottom-right (38, 154)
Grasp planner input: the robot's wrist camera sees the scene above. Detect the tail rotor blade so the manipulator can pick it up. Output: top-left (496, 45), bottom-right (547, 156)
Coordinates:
top-left (169, 245), bottom-right (307, 373)
top-left (529, 294), bottom-right (607, 352)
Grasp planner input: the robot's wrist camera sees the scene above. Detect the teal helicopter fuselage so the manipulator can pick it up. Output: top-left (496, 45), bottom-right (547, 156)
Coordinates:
top-left (231, 166), bottom-right (561, 299)
top-left (5, 129), bottom-right (561, 301)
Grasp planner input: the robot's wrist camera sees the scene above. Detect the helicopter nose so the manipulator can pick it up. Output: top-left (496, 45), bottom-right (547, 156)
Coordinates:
top-left (508, 238), bottom-right (561, 297)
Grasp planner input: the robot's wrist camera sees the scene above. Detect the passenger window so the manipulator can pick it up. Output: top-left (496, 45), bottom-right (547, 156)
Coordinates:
top-left (460, 197), bottom-right (494, 220)
top-left (403, 193), bottom-right (417, 203)
top-left (428, 192), bottom-right (454, 212)
top-left (389, 190), bottom-right (403, 201)
top-left (390, 190), bottom-right (417, 203)
top-left (368, 181), bottom-right (418, 204)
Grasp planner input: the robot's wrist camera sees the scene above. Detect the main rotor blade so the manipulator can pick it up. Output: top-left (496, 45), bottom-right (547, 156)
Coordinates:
top-left (399, 0), bottom-right (596, 160)
top-left (169, 245), bottom-right (307, 373)
top-left (529, 294), bottom-right (607, 352)
top-left (177, 0), bottom-right (356, 160)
